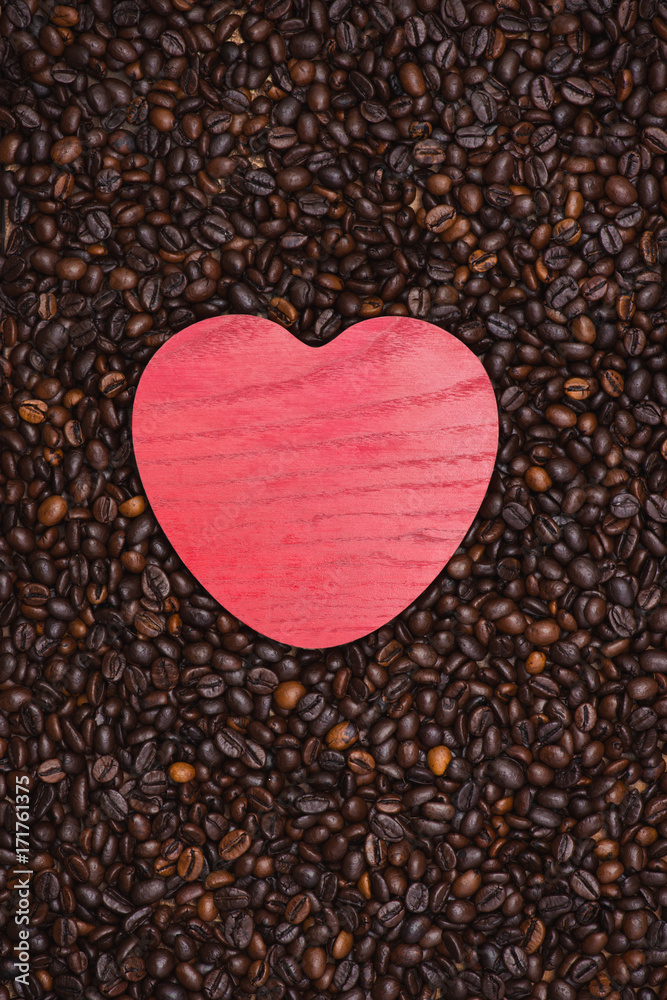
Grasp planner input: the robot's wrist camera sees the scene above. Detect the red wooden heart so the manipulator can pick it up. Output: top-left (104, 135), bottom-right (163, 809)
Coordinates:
top-left (132, 316), bottom-right (498, 647)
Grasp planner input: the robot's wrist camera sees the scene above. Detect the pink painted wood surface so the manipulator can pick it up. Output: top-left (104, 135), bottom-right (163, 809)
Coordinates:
top-left (132, 316), bottom-right (498, 648)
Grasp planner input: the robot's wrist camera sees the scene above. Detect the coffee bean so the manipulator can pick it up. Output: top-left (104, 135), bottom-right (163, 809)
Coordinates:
top-left (213, 886), bottom-right (249, 912)
top-left (218, 829), bottom-right (251, 861)
top-left (92, 755), bottom-right (119, 783)
top-left (571, 869), bottom-right (600, 901)
top-left (37, 759), bottom-right (65, 783)
top-left (176, 846), bottom-right (205, 881)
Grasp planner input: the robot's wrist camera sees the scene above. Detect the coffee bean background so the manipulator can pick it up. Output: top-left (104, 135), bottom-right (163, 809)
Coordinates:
top-left (2, 1), bottom-right (667, 1000)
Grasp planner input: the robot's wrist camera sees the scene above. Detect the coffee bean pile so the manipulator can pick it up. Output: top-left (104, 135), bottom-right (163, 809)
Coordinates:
top-left (2, 1), bottom-right (667, 999)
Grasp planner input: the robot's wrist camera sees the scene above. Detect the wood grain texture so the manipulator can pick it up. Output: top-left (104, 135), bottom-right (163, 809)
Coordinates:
top-left (132, 316), bottom-right (499, 648)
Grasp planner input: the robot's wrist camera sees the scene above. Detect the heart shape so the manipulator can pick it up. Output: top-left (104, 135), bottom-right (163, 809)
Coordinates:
top-left (132, 316), bottom-right (498, 648)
